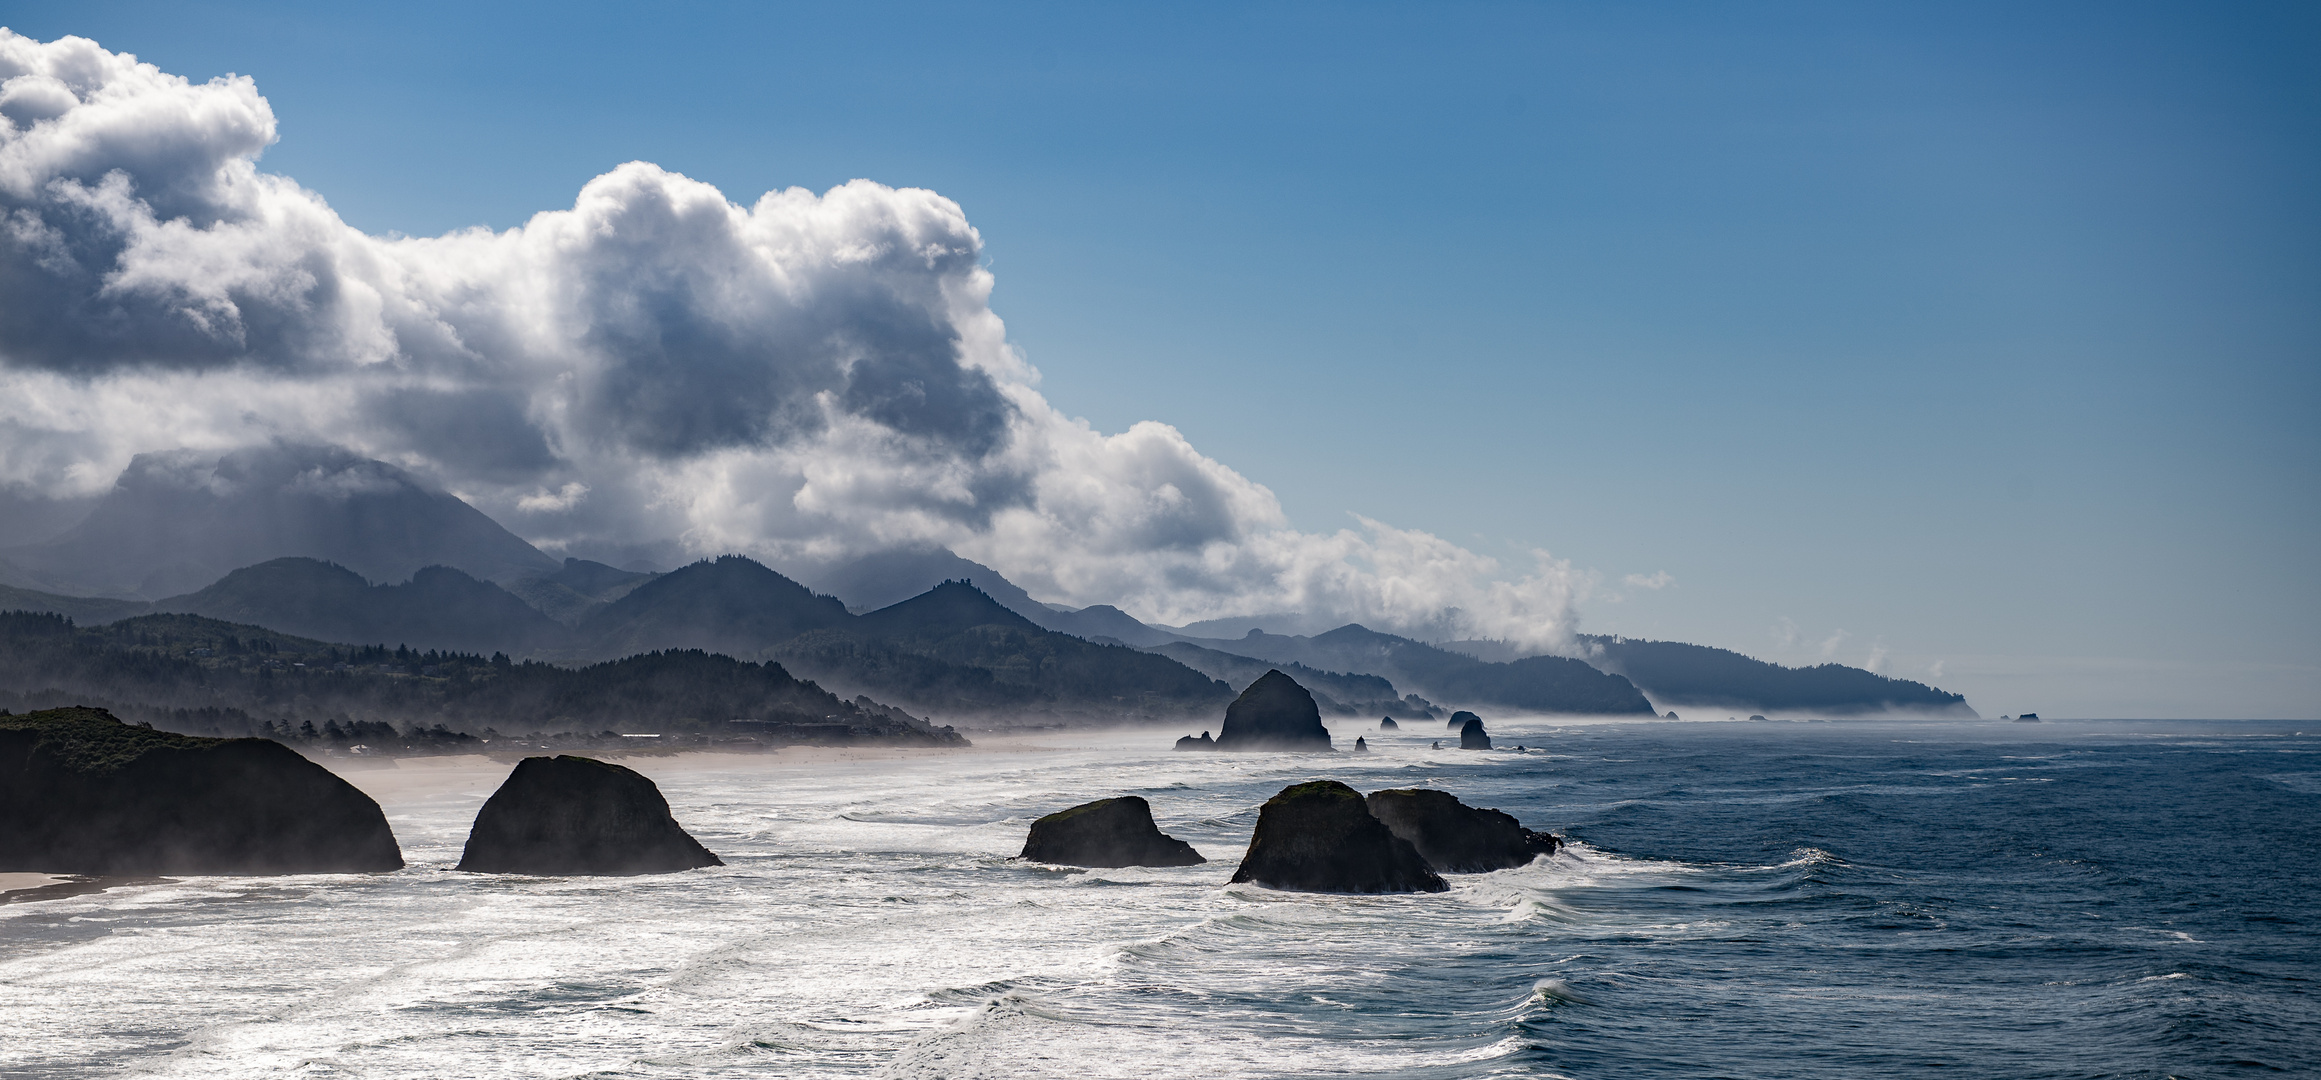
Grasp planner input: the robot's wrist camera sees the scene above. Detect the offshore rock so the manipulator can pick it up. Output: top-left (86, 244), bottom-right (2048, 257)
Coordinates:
top-left (1354, 736), bottom-right (1370, 753)
top-left (0, 706), bottom-right (402, 875)
top-left (1459, 717), bottom-right (1492, 750)
top-left (1020, 796), bottom-right (1204, 868)
top-left (1448, 709), bottom-right (1481, 730)
top-left (1174, 731), bottom-right (1216, 751)
top-left (457, 756), bottom-right (721, 875)
top-left (1379, 717), bottom-right (1399, 730)
top-left (1214, 670), bottom-right (1332, 751)
top-left (1365, 788), bottom-right (1559, 872)
top-left (1230, 780), bottom-right (1445, 894)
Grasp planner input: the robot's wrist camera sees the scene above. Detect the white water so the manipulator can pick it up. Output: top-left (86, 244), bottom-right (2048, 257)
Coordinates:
top-left (0, 726), bottom-right (1641, 1079)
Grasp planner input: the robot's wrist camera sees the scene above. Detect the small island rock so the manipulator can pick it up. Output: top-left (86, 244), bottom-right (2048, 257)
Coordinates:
top-left (1459, 717), bottom-right (1492, 750)
top-left (1230, 780), bottom-right (1445, 893)
top-left (1448, 709), bottom-right (1481, 730)
top-left (0, 706), bottom-right (402, 875)
top-left (1020, 796), bottom-right (1204, 867)
top-left (1214, 670), bottom-right (1333, 751)
top-left (1365, 788), bottom-right (1559, 872)
top-left (1353, 736), bottom-right (1370, 753)
top-left (1175, 731), bottom-right (1216, 751)
top-left (1379, 717), bottom-right (1399, 730)
top-left (457, 756), bottom-right (721, 875)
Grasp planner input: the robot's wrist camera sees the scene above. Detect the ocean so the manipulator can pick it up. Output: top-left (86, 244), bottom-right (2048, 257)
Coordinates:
top-left (2, 717), bottom-right (2314, 1078)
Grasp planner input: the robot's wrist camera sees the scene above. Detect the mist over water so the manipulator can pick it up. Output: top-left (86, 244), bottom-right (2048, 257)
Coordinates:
top-left (3, 718), bottom-right (2315, 1078)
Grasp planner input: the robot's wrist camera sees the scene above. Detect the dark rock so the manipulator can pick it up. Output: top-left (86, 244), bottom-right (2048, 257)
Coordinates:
top-left (1020, 796), bottom-right (1204, 868)
top-left (1364, 788), bottom-right (1559, 872)
top-left (1459, 717), bottom-right (1492, 750)
top-left (1174, 731), bottom-right (1216, 750)
top-left (1379, 716), bottom-right (1399, 730)
top-left (1214, 670), bottom-right (1332, 751)
top-left (0, 706), bottom-right (403, 875)
top-left (1230, 780), bottom-right (1445, 893)
top-left (457, 756), bottom-right (721, 875)
top-left (1448, 709), bottom-right (1481, 730)
top-left (1353, 736), bottom-right (1369, 753)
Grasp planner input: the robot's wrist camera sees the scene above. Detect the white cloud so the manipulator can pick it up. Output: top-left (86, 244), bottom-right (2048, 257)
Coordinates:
top-left (0, 31), bottom-right (1587, 650)
top-left (1622, 570), bottom-right (1674, 590)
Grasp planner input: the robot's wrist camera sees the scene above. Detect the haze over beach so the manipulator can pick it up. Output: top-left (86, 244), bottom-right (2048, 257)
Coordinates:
top-left (1, 5), bottom-right (2316, 1079)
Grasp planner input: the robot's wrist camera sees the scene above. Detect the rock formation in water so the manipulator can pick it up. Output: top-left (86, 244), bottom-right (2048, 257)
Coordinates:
top-left (1213, 670), bottom-right (1333, 751)
top-left (1175, 731), bottom-right (1216, 750)
top-left (1364, 788), bottom-right (1559, 872)
top-left (1459, 717), bottom-right (1492, 750)
top-left (1230, 780), bottom-right (1445, 893)
top-left (1019, 796), bottom-right (1205, 868)
top-left (1448, 709), bottom-right (1481, 730)
top-left (1379, 716), bottom-right (1399, 730)
top-left (0, 706), bottom-right (403, 874)
top-left (456, 755), bottom-right (722, 875)
top-left (1354, 736), bottom-right (1369, 753)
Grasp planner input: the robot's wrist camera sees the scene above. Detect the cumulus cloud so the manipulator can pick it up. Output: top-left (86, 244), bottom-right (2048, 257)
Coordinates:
top-left (0, 31), bottom-right (1587, 649)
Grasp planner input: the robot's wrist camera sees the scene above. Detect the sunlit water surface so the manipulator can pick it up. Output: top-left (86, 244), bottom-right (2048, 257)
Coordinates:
top-left (2, 718), bottom-right (2315, 1078)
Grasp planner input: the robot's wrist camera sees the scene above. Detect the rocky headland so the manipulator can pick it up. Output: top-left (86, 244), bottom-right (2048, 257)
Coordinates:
top-left (1230, 780), bottom-right (1444, 893)
top-left (0, 706), bottom-right (403, 875)
top-left (1364, 788), bottom-right (1559, 872)
top-left (1019, 796), bottom-right (1205, 868)
top-left (457, 755), bottom-right (722, 875)
top-left (1179, 670), bottom-right (1333, 752)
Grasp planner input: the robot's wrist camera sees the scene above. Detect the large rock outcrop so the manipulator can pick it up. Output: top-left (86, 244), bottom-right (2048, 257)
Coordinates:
top-left (1019, 796), bottom-right (1205, 868)
top-left (1459, 717), bottom-right (1492, 750)
top-left (457, 756), bottom-right (721, 875)
top-left (1212, 670), bottom-right (1333, 751)
top-left (1364, 788), bottom-right (1559, 872)
top-left (0, 706), bottom-right (403, 874)
top-left (1174, 731), bottom-right (1215, 751)
top-left (1230, 780), bottom-right (1445, 893)
top-left (1448, 709), bottom-right (1481, 730)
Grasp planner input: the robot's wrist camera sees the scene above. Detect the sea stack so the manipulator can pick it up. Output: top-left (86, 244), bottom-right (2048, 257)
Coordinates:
top-left (457, 756), bottom-right (722, 875)
top-left (1354, 736), bottom-right (1370, 753)
top-left (1379, 717), bottom-right (1399, 730)
top-left (1459, 717), bottom-right (1492, 750)
top-left (1365, 788), bottom-right (1559, 872)
top-left (1020, 796), bottom-right (1205, 868)
top-left (1213, 670), bottom-right (1333, 751)
top-left (1230, 780), bottom-right (1445, 893)
top-left (0, 706), bottom-right (403, 875)
top-left (1175, 731), bottom-right (1216, 751)
top-left (1448, 710), bottom-right (1481, 730)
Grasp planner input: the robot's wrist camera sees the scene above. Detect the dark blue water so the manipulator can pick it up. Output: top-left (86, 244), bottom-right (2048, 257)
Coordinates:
top-left (1419, 719), bottom-right (2321, 1078)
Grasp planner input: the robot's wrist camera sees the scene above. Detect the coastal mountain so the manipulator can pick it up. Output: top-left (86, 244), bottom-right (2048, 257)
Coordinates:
top-left (501, 559), bottom-right (659, 625)
top-left (1142, 640), bottom-right (1427, 717)
top-left (0, 444), bottom-right (558, 599)
top-left (155, 558), bottom-right (567, 657)
top-left (1178, 624), bottom-right (1658, 715)
top-left (798, 546), bottom-right (1176, 646)
top-left (771, 581), bottom-right (1233, 721)
top-left (0, 609), bottom-right (959, 744)
top-left (1579, 636), bottom-right (1976, 716)
top-left (574, 555), bottom-right (852, 660)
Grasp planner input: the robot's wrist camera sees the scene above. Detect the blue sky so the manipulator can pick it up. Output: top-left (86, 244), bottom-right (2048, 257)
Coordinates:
top-left (9, 1), bottom-right (2316, 716)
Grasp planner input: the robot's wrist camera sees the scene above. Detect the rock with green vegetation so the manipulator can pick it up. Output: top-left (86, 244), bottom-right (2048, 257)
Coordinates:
top-left (1019, 796), bottom-right (1204, 868)
top-left (1213, 670), bottom-right (1332, 751)
top-left (0, 706), bottom-right (403, 875)
top-left (1230, 780), bottom-right (1445, 894)
top-left (1459, 716), bottom-right (1492, 750)
top-left (1364, 788), bottom-right (1558, 872)
top-left (456, 755), bottom-right (722, 875)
